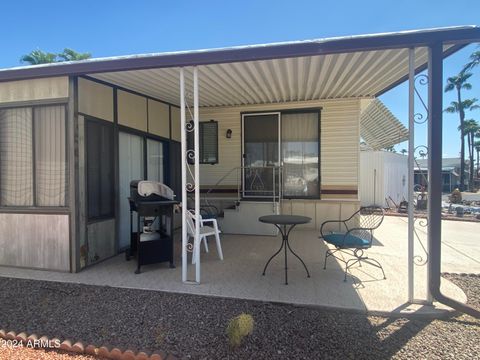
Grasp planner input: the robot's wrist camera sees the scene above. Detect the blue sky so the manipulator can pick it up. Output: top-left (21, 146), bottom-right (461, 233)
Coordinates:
top-left (1, 0), bottom-right (479, 157)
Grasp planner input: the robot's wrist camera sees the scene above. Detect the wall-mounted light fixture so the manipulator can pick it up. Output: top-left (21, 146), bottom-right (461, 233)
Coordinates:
top-left (226, 129), bottom-right (232, 139)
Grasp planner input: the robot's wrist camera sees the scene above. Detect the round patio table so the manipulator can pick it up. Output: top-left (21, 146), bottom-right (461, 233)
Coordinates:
top-left (259, 215), bottom-right (311, 285)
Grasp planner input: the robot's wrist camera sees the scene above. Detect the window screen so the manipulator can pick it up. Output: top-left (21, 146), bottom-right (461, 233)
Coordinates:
top-left (86, 119), bottom-right (114, 219)
top-left (0, 107), bottom-right (34, 206)
top-left (34, 106), bottom-right (67, 206)
top-left (0, 105), bottom-right (67, 207)
top-left (187, 120), bottom-right (218, 164)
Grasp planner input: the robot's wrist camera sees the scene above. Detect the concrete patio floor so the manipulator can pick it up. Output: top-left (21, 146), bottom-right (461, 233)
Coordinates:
top-left (1, 216), bottom-right (479, 316)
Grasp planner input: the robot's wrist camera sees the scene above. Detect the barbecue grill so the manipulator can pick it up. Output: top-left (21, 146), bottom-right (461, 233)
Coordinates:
top-left (127, 180), bottom-right (179, 274)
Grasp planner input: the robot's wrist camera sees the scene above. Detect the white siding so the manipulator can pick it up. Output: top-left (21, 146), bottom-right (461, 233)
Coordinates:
top-left (199, 98), bottom-right (360, 192)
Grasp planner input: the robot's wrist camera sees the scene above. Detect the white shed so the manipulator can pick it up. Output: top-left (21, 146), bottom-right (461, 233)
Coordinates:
top-left (360, 150), bottom-right (408, 207)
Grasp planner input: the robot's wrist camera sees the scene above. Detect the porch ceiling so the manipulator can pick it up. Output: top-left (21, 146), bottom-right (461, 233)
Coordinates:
top-left (90, 46), bottom-right (452, 107)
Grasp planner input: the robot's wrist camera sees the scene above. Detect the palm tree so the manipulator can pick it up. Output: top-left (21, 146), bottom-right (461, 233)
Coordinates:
top-left (444, 71), bottom-right (475, 190)
top-left (463, 49), bottom-right (480, 73)
top-left (57, 48), bottom-right (91, 62)
top-left (20, 49), bottom-right (57, 64)
top-left (475, 139), bottom-right (480, 178)
top-left (459, 119), bottom-right (479, 189)
top-left (383, 146), bottom-right (396, 153)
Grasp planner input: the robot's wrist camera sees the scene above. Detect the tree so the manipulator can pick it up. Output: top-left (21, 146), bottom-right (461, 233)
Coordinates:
top-left (20, 48), bottom-right (91, 65)
top-left (383, 146), bottom-right (396, 153)
top-left (475, 139), bottom-right (480, 178)
top-left (459, 119), bottom-right (479, 189)
top-left (57, 48), bottom-right (91, 62)
top-left (20, 49), bottom-right (57, 65)
top-left (444, 71), bottom-right (476, 190)
top-left (463, 49), bottom-right (480, 73)
top-left (400, 149), bottom-right (407, 155)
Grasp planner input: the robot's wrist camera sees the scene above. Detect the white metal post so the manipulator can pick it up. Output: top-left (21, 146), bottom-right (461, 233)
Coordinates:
top-left (180, 68), bottom-right (188, 283)
top-left (193, 67), bottom-right (200, 283)
top-left (407, 48), bottom-right (415, 302)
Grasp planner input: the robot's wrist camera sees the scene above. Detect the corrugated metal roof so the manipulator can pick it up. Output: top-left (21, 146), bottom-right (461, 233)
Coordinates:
top-left (90, 46), bottom-right (438, 107)
top-left (360, 99), bottom-right (409, 150)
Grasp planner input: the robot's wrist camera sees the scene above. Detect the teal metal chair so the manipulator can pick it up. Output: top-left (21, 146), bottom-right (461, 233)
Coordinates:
top-left (320, 206), bottom-right (385, 282)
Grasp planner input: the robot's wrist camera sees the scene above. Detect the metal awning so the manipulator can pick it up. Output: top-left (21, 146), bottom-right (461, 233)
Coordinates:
top-left (0, 26), bottom-right (479, 107)
top-left (360, 99), bottom-right (409, 149)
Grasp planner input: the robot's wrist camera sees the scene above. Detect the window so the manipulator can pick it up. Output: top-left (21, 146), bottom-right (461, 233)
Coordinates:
top-left (187, 120), bottom-right (218, 164)
top-left (281, 112), bottom-right (319, 198)
top-left (0, 105), bottom-right (67, 207)
top-left (86, 119), bottom-right (114, 220)
top-left (242, 110), bottom-right (320, 199)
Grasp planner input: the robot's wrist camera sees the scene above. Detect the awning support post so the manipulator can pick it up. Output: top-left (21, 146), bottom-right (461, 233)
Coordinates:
top-left (427, 42), bottom-right (480, 318)
top-left (180, 68), bottom-right (187, 283)
top-left (407, 47), bottom-right (415, 303)
top-left (180, 67), bottom-right (201, 284)
top-left (193, 66), bottom-right (200, 283)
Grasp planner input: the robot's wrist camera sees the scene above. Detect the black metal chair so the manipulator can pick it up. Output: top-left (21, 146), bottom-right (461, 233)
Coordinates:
top-left (320, 206), bottom-right (386, 282)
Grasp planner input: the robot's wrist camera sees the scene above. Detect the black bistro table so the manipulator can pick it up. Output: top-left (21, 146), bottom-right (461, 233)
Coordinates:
top-left (259, 215), bottom-right (311, 285)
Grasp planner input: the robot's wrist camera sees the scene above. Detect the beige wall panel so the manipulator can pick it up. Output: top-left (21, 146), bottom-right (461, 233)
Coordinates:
top-left (148, 99), bottom-right (170, 138)
top-left (316, 202), bottom-right (342, 232)
top-left (0, 213), bottom-right (70, 271)
top-left (288, 201), bottom-right (317, 229)
top-left (78, 78), bottom-right (114, 122)
top-left (340, 202), bottom-right (360, 220)
top-left (199, 98), bottom-right (360, 192)
top-left (118, 90), bottom-right (147, 131)
top-left (0, 77), bottom-right (68, 104)
top-left (171, 106), bottom-right (181, 141)
top-left (87, 219), bottom-right (116, 264)
top-left (281, 201), bottom-right (292, 216)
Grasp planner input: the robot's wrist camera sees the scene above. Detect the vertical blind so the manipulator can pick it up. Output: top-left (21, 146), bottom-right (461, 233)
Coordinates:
top-left (282, 112), bottom-right (319, 198)
top-left (35, 106), bottom-right (67, 206)
top-left (147, 139), bottom-right (164, 182)
top-left (0, 106), bottom-right (67, 207)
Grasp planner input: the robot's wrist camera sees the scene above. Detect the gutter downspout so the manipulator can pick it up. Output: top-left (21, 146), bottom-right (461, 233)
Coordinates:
top-left (427, 42), bottom-right (480, 318)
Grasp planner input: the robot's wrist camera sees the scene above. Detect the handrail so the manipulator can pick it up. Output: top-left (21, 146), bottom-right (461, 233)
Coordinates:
top-left (202, 166), bottom-right (283, 210)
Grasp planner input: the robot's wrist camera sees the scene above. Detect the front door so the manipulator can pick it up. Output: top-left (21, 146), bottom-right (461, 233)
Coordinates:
top-left (242, 112), bottom-right (280, 198)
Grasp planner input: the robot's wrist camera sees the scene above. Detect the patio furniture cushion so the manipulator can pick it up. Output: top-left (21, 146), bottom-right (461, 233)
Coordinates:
top-left (323, 233), bottom-right (370, 248)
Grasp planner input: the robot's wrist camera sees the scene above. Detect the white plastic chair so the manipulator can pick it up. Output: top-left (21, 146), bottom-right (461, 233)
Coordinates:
top-left (186, 211), bottom-right (223, 264)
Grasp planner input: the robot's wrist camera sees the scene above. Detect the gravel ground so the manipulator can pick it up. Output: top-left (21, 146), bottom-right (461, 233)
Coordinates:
top-left (0, 347), bottom-right (98, 360)
top-left (0, 275), bottom-right (479, 360)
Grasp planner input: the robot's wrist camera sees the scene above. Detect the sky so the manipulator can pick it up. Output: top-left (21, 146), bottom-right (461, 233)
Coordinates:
top-left (0, 0), bottom-right (479, 157)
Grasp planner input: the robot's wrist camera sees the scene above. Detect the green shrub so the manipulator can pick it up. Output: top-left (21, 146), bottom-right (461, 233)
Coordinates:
top-left (226, 313), bottom-right (254, 348)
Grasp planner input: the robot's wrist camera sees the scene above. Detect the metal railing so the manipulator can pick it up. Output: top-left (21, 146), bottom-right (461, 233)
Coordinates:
top-left (202, 166), bottom-right (283, 211)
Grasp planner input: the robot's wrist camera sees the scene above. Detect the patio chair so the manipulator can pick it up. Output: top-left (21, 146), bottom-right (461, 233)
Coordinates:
top-left (186, 210), bottom-right (224, 264)
top-left (320, 206), bottom-right (385, 282)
